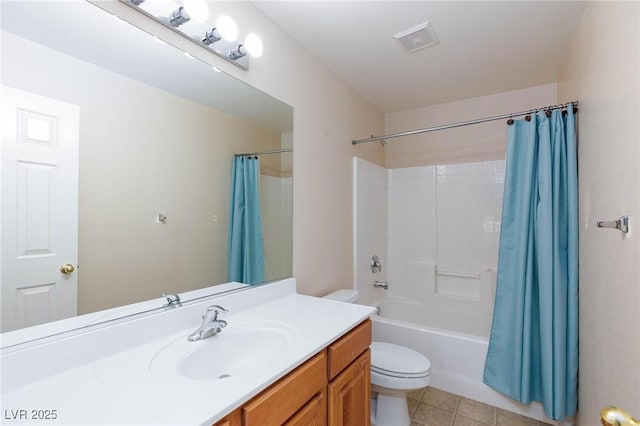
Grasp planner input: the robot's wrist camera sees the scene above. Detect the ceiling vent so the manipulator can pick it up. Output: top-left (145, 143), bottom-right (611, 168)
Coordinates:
top-left (394, 21), bottom-right (439, 53)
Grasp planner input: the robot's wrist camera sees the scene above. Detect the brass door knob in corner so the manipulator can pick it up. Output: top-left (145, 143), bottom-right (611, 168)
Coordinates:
top-left (60, 264), bottom-right (75, 275)
top-left (601, 406), bottom-right (640, 426)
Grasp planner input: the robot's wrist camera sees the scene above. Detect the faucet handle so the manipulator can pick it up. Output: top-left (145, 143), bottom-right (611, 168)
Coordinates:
top-left (204, 305), bottom-right (229, 321)
top-left (207, 305), bottom-right (229, 313)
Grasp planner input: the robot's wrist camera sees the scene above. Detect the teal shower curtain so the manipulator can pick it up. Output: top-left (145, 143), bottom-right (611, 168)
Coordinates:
top-left (228, 156), bottom-right (265, 285)
top-left (483, 108), bottom-right (578, 420)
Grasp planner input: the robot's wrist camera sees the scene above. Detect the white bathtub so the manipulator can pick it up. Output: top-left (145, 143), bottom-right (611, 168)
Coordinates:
top-left (369, 299), bottom-right (563, 425)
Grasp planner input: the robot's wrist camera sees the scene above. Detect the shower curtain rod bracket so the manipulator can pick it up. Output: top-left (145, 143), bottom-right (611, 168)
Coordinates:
top-left (370, 134), bottom-right (388, 148)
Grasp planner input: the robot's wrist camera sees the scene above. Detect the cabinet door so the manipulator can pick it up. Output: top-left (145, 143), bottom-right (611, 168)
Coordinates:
top-left (284, 392), bottom-right (327, 426)
top-left (213, 409), bottom-right (241, 426)
top-left (328, 349), bottom-right (371, 426)
top-left (244, 351), bottom-right (327, 426)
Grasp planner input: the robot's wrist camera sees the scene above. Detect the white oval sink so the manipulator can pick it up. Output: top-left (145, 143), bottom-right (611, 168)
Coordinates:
top-left (149, 320), bottom-right (298, 381)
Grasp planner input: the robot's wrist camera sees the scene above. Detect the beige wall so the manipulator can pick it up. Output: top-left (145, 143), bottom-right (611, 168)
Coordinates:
top-left (95, 2), bottom-right (386, 296)
top-left (384, 84), bottom-right (557, 168)
top-left (2, 32), bottom-right (282, 313)
top-left (558, 2), bottom-right (640, 424)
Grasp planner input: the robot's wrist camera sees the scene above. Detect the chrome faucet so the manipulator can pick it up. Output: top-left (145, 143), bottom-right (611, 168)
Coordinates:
top-left (163, 293), bottom-right (181, 308)
top-left (187, 305), bottom-right (229, 342)
top-left (373, 280), bottom-right (389, 290)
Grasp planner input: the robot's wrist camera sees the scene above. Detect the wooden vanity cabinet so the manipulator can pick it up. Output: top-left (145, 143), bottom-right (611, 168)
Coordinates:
top-left (213, 319), bottom-right (371, 426)
top-left (327, 320), bottom-right (372, 426)
top-left (243, 351), bottom-right (327, 426)
top-left (284, 393), bottom-right (326, 426)
top-left (328, 351), bottom-right (370, 426)
top-left (214, 410), bottom-right (241, 426)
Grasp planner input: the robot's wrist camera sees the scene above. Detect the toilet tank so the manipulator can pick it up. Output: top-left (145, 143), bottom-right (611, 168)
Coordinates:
top-left (323, 289), bottom-right (359, 303)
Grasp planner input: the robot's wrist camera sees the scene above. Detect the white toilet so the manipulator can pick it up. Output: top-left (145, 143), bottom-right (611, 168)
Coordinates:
top-left (323, 290), bottom-right (432, 426)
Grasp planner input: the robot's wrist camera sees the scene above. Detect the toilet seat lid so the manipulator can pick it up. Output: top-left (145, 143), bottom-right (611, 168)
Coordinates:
top-left (370, 342), bottom-right (431, 378)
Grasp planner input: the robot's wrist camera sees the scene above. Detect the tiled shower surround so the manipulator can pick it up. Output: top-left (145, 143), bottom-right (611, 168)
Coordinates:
top-left (260, 175), bottom-right (293, 281)
top-left (354, 158), bottom-right (504, 337)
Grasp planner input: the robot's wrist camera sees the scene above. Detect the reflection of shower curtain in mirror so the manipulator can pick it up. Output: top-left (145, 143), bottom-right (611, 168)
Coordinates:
top-left (228, 156), bottom-right (265, 284)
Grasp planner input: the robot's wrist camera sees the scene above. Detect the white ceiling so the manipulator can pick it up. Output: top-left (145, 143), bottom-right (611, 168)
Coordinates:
top-left (254, 1), bottom-right (587, 113)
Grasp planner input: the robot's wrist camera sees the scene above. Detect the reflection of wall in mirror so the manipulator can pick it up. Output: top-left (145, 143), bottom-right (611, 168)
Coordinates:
top-left (2, 31), bottom-right (284, 315)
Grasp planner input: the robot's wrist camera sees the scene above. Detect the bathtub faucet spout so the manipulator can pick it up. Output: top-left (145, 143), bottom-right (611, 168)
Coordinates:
top-left (373, 280), bottom-right (389, 290)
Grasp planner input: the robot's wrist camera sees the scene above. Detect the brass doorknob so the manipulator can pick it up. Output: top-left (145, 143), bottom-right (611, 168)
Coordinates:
top-left (601, 406), bottom-right (639, 426)
top-left (60, 264), bottom-right (75, 275)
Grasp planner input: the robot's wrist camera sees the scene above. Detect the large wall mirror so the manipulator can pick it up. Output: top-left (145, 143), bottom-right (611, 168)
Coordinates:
top-left (0, 1), bottom-right (293, 335)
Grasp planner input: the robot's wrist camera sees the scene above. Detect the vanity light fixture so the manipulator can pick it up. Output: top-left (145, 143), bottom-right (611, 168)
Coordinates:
top-left (168, 0), bottom-right (208, 27)
top-left (201, 16), bottom-right (238, 46)
top-left (216, 15), bottom-right (238, 42)
top-left (168, 7), bottom-right (190, 27)
top-left (227, 45), bottom-right (247, 60)
top-left (123, 0), bottom-right (258, 70)
top-left (202, 28), bottom-right (222, 45)
top-left (244, 33), bottom-right (263, 58)
top-left (183, 0), bottom-right (208, 22)
top-left (227, 35), bottom-right (263, 60)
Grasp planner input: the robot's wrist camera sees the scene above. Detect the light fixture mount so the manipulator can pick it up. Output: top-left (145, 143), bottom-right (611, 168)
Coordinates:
top-left (121, 0), bottom-right (251, 71)
top-left (168, 7), bottom-right (190, 27)
top-left (202, 28), bottom-right (222, 45)
top-left (227, 45), bottom-right (247, 60)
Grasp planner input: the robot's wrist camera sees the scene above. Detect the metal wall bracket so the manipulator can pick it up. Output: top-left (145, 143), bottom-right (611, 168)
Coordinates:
top-left (597, 215), bottom-right (629, 233)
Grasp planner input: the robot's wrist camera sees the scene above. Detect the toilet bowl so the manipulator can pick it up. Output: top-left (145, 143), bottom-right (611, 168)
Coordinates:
top-left (323, 289), bottom-right (432, 426)
top-left (370, 341), bottom-right (431, 426)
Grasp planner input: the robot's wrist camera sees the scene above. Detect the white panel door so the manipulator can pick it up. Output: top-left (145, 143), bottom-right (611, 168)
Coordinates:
top-left (1, 86), bottom-right (79, 332)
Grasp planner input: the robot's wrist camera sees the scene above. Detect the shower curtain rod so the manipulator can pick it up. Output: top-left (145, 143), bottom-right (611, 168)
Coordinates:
top-left (351, 101), bottom-right (579, 145)
top-left (234, 147), bottom-right (293, 157)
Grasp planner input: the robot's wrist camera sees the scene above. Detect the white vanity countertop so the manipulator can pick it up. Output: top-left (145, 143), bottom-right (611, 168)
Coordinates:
top-left (0, 279), bottom-right (375, 425)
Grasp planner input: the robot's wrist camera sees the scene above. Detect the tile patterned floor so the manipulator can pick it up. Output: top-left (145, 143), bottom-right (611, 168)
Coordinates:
top-left (406, 387), bottom-right (553, 426)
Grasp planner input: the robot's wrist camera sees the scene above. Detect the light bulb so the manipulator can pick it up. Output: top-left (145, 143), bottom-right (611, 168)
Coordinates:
top-left (216, 15), bottom-right (238, 42)
top-left (244, 33), bottom-right (263, 58)
top-left (183, 0), bottom-right (208, 23)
